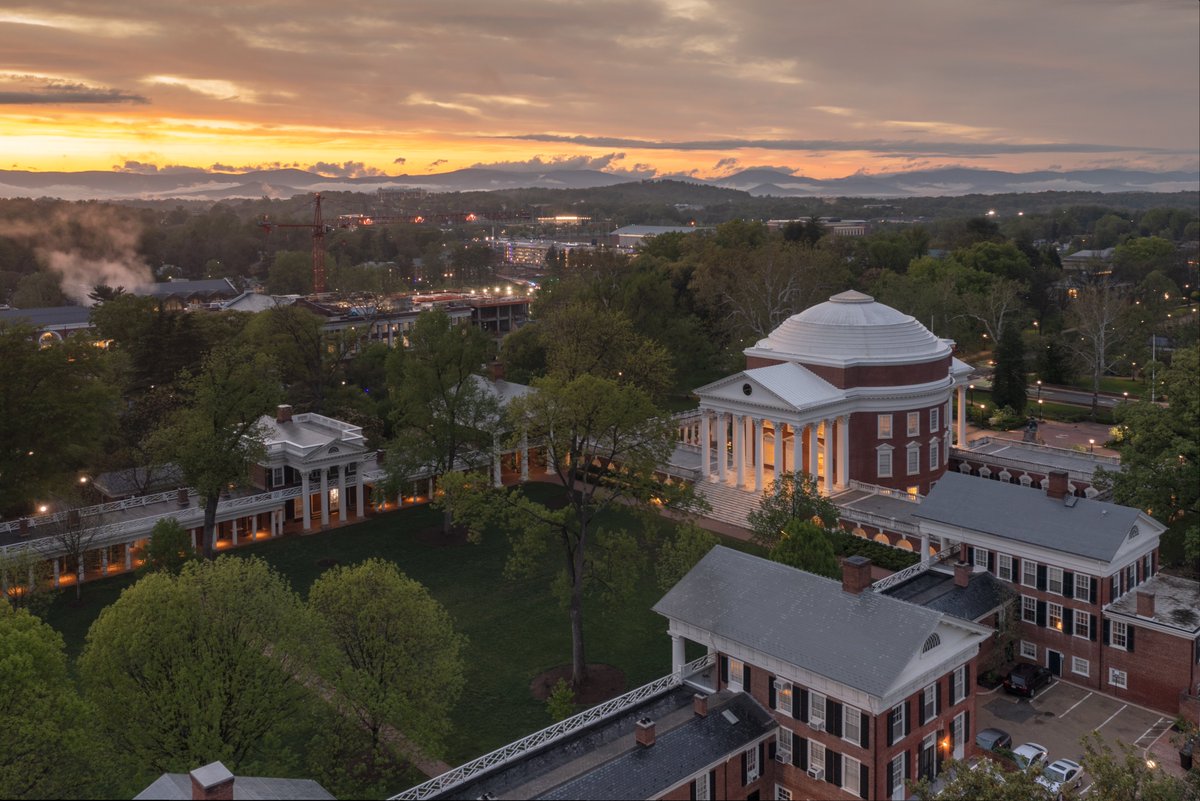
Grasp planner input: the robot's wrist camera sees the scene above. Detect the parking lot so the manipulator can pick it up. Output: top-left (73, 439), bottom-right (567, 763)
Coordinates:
top-left (976, 678), bottom-right (1172, 792)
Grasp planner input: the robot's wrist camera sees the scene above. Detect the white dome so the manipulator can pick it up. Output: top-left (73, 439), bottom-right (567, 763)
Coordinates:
top-left (749, 290), bottom-right (950, 366)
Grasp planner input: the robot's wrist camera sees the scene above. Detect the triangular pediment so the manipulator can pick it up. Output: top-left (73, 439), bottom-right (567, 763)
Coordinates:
top-left (696, 362), bottom-right (843, 413)
top-left (302, 439), bottom-right (368, 463)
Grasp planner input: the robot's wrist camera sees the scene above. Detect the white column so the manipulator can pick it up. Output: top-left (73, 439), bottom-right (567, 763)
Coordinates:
top-left (921, 533), bottom-right (930, 560)
top-left (125, 543), bottom-right (133, 570)
top-left (302, 473), bottom-right (312, 531)
top-left (232, 517), bottom-right (239, 546)
top-left (837, 414), bottom-right (849, 489)
top-left (53, 558), bottom-right (60, 588)
top-left (823, 420), bottom-right (834, 495)
top-left (190, 528), bottom-right (198, 549)
top-left (807, 424), bottom-right (819, 477)
top-left (520, 433), bottom-right (529, 482)
top-left (717, 413), bottom-right (727, 482)
top-left (671, 635), bottom-right (686, 673)
top-left (773, 421), bottom-right (783, 484)
top-left (956, 384), bottom-right (967, 446)
top-left (700, 412), bottom-right (711, 480)
top-left (754, 418), bottom-right (765, 493)
top-left (734, 414), bottom-right (745, 488)
top-left (493, 435), bottom-right (503, 488)
top-left (320, 469), bottom-right (330, 527)
top-left (338, 466), bottom-right (348, 522)
top-left (355, 475), bottom-right (365, 519)
top-left (100, 547), bottom-right (108, 573)
top-left (744, 414), bottom-right (753, 467)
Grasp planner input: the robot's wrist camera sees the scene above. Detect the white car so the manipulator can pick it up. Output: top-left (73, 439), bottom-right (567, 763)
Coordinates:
top-left (1012, 742), bottom-right (1049, 773)
top-left (1035, 758), bottom-right (1084, 797)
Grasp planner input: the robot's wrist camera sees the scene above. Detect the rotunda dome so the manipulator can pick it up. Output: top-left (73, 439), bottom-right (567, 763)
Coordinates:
top-left (751, 290), bottom-right (950, 366)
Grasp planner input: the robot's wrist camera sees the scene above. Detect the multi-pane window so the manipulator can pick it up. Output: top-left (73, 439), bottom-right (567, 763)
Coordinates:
top-left (775, 680), bottom-right (793, 716)
top-left (746, 745), bottom-right (760, 781)
top-left (728, 657), bottom-right (745, 690)
top-left (1075, 572), bottom-right (1091, 602)
top-left (929, 437), bottom-right (940, 469)
top-left (877, 446), bottom-right (893, 478)
top-left (1048, 602), bottom-right (1064, 632)
top-left (695, 769), bottom-right (712, 801)
top-left (1022, 559), bottom-right (1038, 588)
top-left (930, 407), bottom-right (940, 432)
top-left (1048, 566), bottom-right (1064, 595)
top-left (844, 756), bottom-right (861, 796)
top-left (997, 554), bottom-right (1014, 582)
top-left (907, 412), bottom-right (920, 437)
top-left (775, 786), bottom-right (792, 801)
top-left (1022, 595), bottom-right (1037, 623)
top-left (1072, 657), bottom-right (1090, 677)
top-left (1074, 610), bottom-right (1090, 640)
top-left (1020, 640), bottom-right (1038, 660)
top-left (1109, 668), bottom-right (1128, 689)
top-left (777, 727), bottom-right (793, 764)
top-left (877, 414), bottom-right (893, 439)
top-left (1111, 621), bottom-right (1129, 650)
top-left (972, 547), bottom-right (989, 570)
top-left (922, 684), bottom-right (936, 722)
top-left (1143, 553), bottom-right (1153, 581)
top-left (907, 443), bottom-right (921, 475)
top-left (953, 665), bottom-right (967, 704)
top-left (890, 703), bottom-right (905, 743)
top-left (271, 467), bottom-right (285, 487)
top-left (810, 692), bottom-right (827, 727)
top-left (891, 754), bottom-right (905, 801)
top-left (809, 739), bottom-right (826, 772)
top-left (843, 705), bottom-right (861, 745)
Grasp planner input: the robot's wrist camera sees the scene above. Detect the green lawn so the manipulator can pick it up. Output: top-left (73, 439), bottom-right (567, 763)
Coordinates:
top-left (43, 483), bottom-right (710, 771)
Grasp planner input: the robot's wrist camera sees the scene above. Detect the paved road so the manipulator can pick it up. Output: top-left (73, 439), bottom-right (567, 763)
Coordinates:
top-left (1030, 385), bottom-right (1124, 410)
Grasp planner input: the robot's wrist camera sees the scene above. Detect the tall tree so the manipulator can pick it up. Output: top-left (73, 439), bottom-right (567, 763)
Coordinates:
top-left (441, 374), bottom-right (698, 689)
top-left (134, 517), bottom-right (196, 576)
top-left (769, 518), bottom-right (840, 579)
top-left (747, 470), bottom-right (840, 550)
top-left (384, 308), bottom-right (500, 534)
top-left (151, 344), bottom-right (281, 559)
top-left (1078, 731), bottom-right (1198, 801)
top-left (78, 557), bottom-right (314, 782)
top-left (307, 559), bottom-right (466, 752)
top-left (1065, 278), bottom-right (1131, 419)
top-left (991, 324), bottom-right (1027, 414)
top-left (0, 600), bottom-right (95, 799)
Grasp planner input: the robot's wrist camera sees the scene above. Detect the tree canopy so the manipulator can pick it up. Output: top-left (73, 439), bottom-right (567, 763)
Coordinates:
top-left (747, 470), bottom-right (841, 550)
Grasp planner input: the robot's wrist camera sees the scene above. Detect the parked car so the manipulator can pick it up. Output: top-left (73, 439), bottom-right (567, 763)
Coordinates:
top-left (1004, 663), bottom-right (1054, 698)
top-left (1012, 742), bottom-right (1049, 773)
top-left (1035, 758), bottom-right (1084, 798)
top-left (975, 727), bottom-right (1013, 753)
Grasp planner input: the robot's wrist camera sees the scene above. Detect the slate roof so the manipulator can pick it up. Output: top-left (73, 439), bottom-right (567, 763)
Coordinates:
top-left (1107, 574), bottom-right (1200, 633)
top-left (652, 546), bottom-right (947, 697)
top-left (915, 472), bottom-right (1145, 562)
top-left (883, 568), bottom-right (1014, 621)
top-left (133, 278), bottom-right (238, 299)
top-left (541, 692), bottom-right (776, 800)
top-left (134, 773), bottom-right (334, 800)
top-left (0, 305), bottom-right (92, 327)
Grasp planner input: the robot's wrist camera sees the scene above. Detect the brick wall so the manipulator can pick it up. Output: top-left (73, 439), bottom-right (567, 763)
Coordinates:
top-left (848, 402), bottom-right (950, 495)
top-left (1103, 624), bottom-right (1199, 714)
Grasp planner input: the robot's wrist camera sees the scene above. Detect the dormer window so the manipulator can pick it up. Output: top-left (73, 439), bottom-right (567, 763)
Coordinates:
top-left (922, 633), bottom-right (941, 653)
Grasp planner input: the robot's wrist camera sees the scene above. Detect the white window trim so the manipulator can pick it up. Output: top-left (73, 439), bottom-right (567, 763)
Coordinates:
top-left (728, 657), bottom-right (745, 691)
top-left (1020, 640), bottom-right (1038, 660)
top-left (810, 691), bottom-right (827, 728)
top-left (877, 444), bottom-right (894, 478)
top-left (890, 703), bottom-right (905, 744)
top-left (972, 547), bottom-right (989, 570)
top-left (891, 753), bottom-right (906, 801)
top-left (953, 665), bottom-right (967, 704)
top-left (1048, 566), bottom-right (1064, 596)
top-left (1111, 620), bottom-right (1128, 650)
top-left (1075, 572), bottom-right (1091, 602)
top-left (877, 414), bottom-right (893, 439)
top-left (777, 727), bottom-right (793, 764)
top-left (1021, 595), bottom-right (1037, 623)
top-left (922, 684), bottom-right (936, 722)
top-left (843, 754), bottom-right (861, 796)
top-left (843, 704), bottom-right (861, 746)
top-left (774, 679), bottom-right (793, 716)
top-left (907, 411), bottom-right (920, 437)
top-left (271, 466), bottom-right (285, 487)
top-left (695, 769), bottom-right (712, 801)
top-left (1074, 610), bottom-right (1091, 640)
top-left (906, 442), bottom-right (920, 475)
top-left (998, 554), bottom-right (1014, 582)
top-left (746, 745), bottom-right (760, 782)
top-left (1109, 668), bottom-right (1128, 689)
top-left (930, 407), bottom-right (940, 433)
top-left (809, 738), bottom-right (826, 771)
top-left (1048, 602), bottom-right (1064, 633)
top-left (1072, 656), bottom-right (1090, 677)
top-left (929, 437), bottom-right (940, 470)
top-left (775, 785), bottom-right (793, 801)
top-left (1022, 559), bottom-right (1038, 588)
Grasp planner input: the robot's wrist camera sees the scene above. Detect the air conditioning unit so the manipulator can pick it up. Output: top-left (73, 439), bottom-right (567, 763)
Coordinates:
top-left (810, 717), bottom-right (825, 732)
top-left (775, 751), bottom-right (789, 764)
top-left (807, 766), bottom-right (825, 781)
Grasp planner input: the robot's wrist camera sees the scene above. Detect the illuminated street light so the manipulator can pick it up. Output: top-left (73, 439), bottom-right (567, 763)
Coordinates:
top-left (1088, 438), bottom-right (1095, 453)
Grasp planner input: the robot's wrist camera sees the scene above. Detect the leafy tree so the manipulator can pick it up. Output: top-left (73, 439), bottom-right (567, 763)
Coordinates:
top-left (9, 271), bottom-right (65, 308)
top-left (266, 250), bottom-right (313, 294)
top-left (747, 470), bottom-right (840, 550)
top-left (499, 322), bottom-right (548, 385)
top-left (0, 323), bottom-right (119, 517)
top-left (656, 522), bottom-right (719, 591)
top-left (991, 324), bottom-right (1027, 414)
top-left (134, 517), bottom-right (195, 575)
top-left (910, 757), bottom-right (1053, 800)
top-left (240, 304), bottom-right (353, 413)
top-left (769, 518), bottom-right (840, 578)
top-left (441, 374), bottom-right (698, 689)
top-left (0, 600), bottom-right (95, 799)
top-left (307, 559), bottom-right (466, 752)
top-left (87, 283), bottom-right (127, 304)
top-left (384, 308), bottom-right (500, 534)
top-left (1035, 336), bottom-right (1074, 385)
top-left (1065, 278), bottom-right (1131, 419)
top-left (151, 344), bottom-right (281, 559)
top-left (78, 557), bottom-right (314, 782)
top-left (0, 547), bottom-right (52, 615)
top-left (1078, 731), bottom-right (1198, 800)
top-left (546, 678), bottom-right (576, 722)
top-left (1113, 236), bottom-right (1177, 284)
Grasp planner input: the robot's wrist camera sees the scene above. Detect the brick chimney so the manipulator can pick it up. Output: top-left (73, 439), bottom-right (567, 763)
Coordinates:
top-left (635, 717), bottom-right (656, 747)
top-left (841, 555), bottom-right (873, 595)
top-left (177, 488), bottom-right (189, 507)
top-left (276, 404), bottom-right (293, 424)
top-left (1047, 470), bottom-right (1069, 500)
top-left (487, 360), bottom-right (505, 382)
top-left (1136, 590), bottom-right (1155, 619)
top-left (189, 762), bottom-right (234, 801)
top-left (954, 561), bottom-right (972, 588)
top-left (693, 693), bottom-right (709, 718)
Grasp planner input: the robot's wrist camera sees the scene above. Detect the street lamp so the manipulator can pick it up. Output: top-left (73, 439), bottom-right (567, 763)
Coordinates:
top-left (1088, 438), bottom-right (1095, 453)
top-left (1038, 398), bottom-right (1044, 420)
top-left (1036, 380), bottom-right (1042, 404)
top-left (968, 385), bottom-right (975, 423)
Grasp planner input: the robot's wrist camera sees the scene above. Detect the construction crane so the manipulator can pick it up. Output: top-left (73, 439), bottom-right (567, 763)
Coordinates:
top-left (258, 193), bottom-right (330, 294)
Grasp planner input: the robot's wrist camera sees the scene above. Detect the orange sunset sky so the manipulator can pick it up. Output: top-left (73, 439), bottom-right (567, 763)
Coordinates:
top-left (1, 1), bottom-right (1197, 182)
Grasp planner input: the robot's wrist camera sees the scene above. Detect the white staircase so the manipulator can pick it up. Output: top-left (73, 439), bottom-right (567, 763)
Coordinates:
top-left (696, 479), bottom-right (761, 531)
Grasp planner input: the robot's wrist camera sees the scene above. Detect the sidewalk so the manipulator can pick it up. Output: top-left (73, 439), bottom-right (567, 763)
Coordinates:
top-left (963, 418), bottom-right (1120, 459)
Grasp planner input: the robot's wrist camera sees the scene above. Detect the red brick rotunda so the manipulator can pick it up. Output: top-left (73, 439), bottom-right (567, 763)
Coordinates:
top-left (692, 290), bottom-right (973, 497)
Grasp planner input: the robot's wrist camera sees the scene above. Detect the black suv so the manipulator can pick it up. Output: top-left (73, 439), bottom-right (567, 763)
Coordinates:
top-left (1004, 663), bottom-right (1054, 698)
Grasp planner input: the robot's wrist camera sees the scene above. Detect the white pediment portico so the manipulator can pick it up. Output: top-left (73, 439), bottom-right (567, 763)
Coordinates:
top-left (696, 362), bottom-right (846, 418)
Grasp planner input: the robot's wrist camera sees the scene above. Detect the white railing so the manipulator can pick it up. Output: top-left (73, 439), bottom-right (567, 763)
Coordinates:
top-left (869, 547), bottom-right (958, 593)
top-left (389, 653), bottom-right (717, 801)
top-left (955, 439), bottom-right (1121, 476)
top-left (0, 489), bottom-right (194, 534)
top-left (838, 508), bottom-right (919, 537)
top-left (846, 480), bottom-right (923, 503)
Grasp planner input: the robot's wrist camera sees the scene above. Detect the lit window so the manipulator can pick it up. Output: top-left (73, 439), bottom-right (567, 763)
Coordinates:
top-left (1074, 610), bottom-right (1090, 640)
top-left (997, 554), bottom-right (1013, 582)
top-left (1022, 595), bottom-right (1037, 623)
top-left (1109, 668), bottom-right (1128, 689)
top-left (878, 414), bottom-right (893, 438)
top-left (1072, 657), bottom-right (1090, 677)
top-left (1020, 640), bottom-right (1038, 660)
top-left (728, 657), bottom-right (745, 690)
top-left (1111, 621), bottom-right (1128, 650)
top-left (1075, 573), bottom-right (1091, 602)
top-left (1048, 567), bottom-right (1064, 595)
top-left (1022, 560), bottom-right (1038, 588)
top-left (907, 412), bottom-right (920, 437)
top-left (1048, 602), bottom-right (1063, 632)
top-left (774, 679), bottom-right (793, 716)
top-left (877, 446), bottom-right (893, 478)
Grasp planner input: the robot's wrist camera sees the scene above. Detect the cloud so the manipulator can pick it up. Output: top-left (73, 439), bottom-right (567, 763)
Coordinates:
top-left (306, 160), bottom-right (386, 178)
top-left (393, 157), bottom-right (406, 165)
top-left (713, 157), bottom-right (739, 171)
top-left (429, 159), bottom-right (448, 168)
top-left (111, 160), bottom-right (206, 175)
top-left (468, 153), bottom-right (629, 172)
top-left (0, 76), bottom-right (147, 104)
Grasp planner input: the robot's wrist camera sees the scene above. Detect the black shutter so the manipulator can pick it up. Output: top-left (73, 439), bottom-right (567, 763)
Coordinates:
top-left (1090, 577), bottom-right (1098, 604)
top-left (861, 711), bottom-right (870, 749)
top-left (1037, 600), bottom-right (1047, 628)
top-left (798, 737), bottom-right (808, 770)
top-left (905, 699), bottom-right (913, 737)
top-left (1104, 618), bottom-right (1111, 645)
top-left (1063, 571), bottom-right (1074, 599)
top-left (948, 671), bottom-right (956, 705)
top-left (988, 551), bottom-right (995, 573)
top-left (741, 751), bottom-right (748, 786)
top-left (887, 709), bottom-right (897, 746)
top-left (886, 757), bottom-right (894, 798)
top-left (967, 548), bottom-right (975, 566)
top-left (720, 655), bottom-right (729, 684)
top-left (709, 772), bottom-right (715, 799)
top-left (768, 740), bottom-right (776, 761)
top-left (964, 664), bottom-right (971, 694)
top-left (1127, 625), bottom-right (1135, 653)
top-left (768, 676), bottom-right (776, 710)
top-left (829, 701), bottom-right (843, 737)
top-left (1012, 558), bottom-right (1021, 583)
top-left (690, 780), bottom-right (696, 801)
top-left (799, 689), bottom-right (809, 723)
top-left (935, 681), bottom-right (942, 716)
top-left (860, 764), bottom-right (870, 800)
top-left (1090, 615), bottom-right (1098, 642)
top-left (760, 742), bottom-right (766, 777)
top-left (1063, 611), bottom-right (1073, 636)
top-left (826, 748), bottom-right (836, 784)
top-left (1108, 576), bottom-right (1115, 601)
top-left (1037, 565), bottom-right (1047, 591)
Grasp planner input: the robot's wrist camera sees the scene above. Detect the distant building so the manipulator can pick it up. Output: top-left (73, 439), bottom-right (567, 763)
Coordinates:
top-left (131, 278), bottom-right (240, 311)
top-left (610, 225), bottom-right (700, 249)
top-left (1061, 248), bottom-right (1115, 274)
top-left (0, 304), bottom-right (94, 346)
top-left (137, 760), bottom-right (333, 800)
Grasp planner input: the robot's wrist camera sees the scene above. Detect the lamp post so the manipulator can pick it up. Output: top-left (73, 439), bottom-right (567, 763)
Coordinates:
top-left (1038, 398), bottom-right (1044, 421)
top-left (968, 385), bottom-right (975, 425)
top-left (1088, 438), bottom-right (1095, 453)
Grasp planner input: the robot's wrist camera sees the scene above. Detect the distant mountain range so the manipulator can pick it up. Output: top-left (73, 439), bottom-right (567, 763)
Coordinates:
top-left (0, 165), bottom-right (1195, 201)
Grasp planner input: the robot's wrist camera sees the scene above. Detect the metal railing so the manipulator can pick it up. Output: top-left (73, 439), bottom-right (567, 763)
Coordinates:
top-left (0, 489), bottom-right (194, 534)
top-left (390, 653), bottom-right (717, 800)
top-left (869, 547), bottom-right (958, 593)
top-left (845, 480), bottom-right (923, 503)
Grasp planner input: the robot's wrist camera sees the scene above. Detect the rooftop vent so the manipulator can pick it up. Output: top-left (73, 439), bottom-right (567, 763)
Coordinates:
top-left (722, 709), bottom-right (739, 725)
